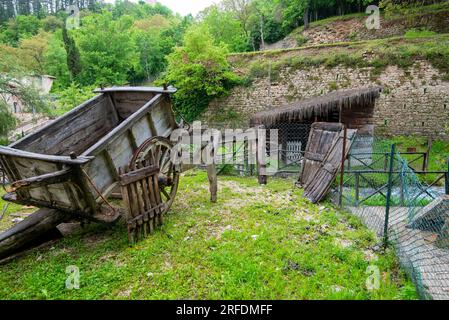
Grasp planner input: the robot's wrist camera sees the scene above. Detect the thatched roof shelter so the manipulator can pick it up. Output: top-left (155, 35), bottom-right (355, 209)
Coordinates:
top-left (250, 86), bottom-right (383, 127)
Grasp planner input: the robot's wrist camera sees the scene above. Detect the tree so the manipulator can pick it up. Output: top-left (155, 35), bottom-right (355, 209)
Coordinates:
top-left (2, 15), bottom-right (42, 46)
top-left (222, 0), bottom-right (253, 38)
top-left (20, 32), bottom-right (51, 74)
top-left (62, 26), bottom-right (82, 81)
top-left (75, 11), bottom-right (139, 86)
top-left (201, 6), bottom-right (249, 52)
top-left (160, 24), bottom-right (240, 121)
top-left (44, 30), bottom-right (71, 89)
top-left (42, 15), bottom-right (64, 32)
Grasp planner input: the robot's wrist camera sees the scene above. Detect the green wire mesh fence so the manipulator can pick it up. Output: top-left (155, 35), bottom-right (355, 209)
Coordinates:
top-left (335, 134), bottom-right (449, 299)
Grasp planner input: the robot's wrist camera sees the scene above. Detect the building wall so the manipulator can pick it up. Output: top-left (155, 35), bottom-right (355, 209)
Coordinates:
top-left (204, 61), bottom-right (449, 140)
top-left (3, 75), bottom-right (54, 114)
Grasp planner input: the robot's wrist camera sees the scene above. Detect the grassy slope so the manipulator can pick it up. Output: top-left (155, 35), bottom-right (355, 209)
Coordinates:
top-left (0, 172), bottom-right (416, 300)
top-left (275, 1), bottom-right (449, 47)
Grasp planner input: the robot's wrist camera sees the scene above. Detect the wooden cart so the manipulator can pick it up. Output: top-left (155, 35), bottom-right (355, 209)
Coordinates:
top-left (0, 87), bottom-right (217, 259)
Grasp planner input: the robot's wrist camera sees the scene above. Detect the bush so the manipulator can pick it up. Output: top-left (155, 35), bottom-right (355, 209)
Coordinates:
top-left (0, 101), bottom-right (16, 143)
top-left (159, 25), bottom-right (241, 122)
top-left (52, 83), bottom-right (97, 116)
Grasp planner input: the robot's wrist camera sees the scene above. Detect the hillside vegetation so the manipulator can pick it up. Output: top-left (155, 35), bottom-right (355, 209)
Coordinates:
top-left (1, 1), bottom-right (448, 139)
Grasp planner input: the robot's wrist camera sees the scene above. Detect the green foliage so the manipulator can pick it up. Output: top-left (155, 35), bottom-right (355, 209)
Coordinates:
top-left (111, 0), bottom-right (173, 20)
top-left (295, 34), bottom-right (308, 46)
top-left (62, 26), bottom-right (82, 81)
top-left (0, 100), bottom-right (16, 141)
top-left (52, 83), bottom-right (96, 116)
top-left (131, 14), bottom-right (189, 82)
top-left (160, 25), bottom-right (241, 121)
top-left (41, 15), bottom-right (64, 32)
top-left (245, 35), bottom-right (449, 83)
top-left (43, 30), bottom-right (71, 89)
top-left (404, 28), bottom-right (437, 39)
top-left (74, 11), bottom-right (139, 86)
top-left (201, 6), bottom-right (249, 52)
top-left (1, 15), bottom-right (41, 46)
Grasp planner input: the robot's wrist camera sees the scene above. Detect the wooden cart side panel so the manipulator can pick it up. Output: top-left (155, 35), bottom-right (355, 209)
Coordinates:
top-left (36, 96), bottom-right (117, 156)
top-left (131, 116), bottom-right (153, 148)
top-left (151, 97), bottom-right (178, 137)
top-left (0, 155), bottom-right (88, 212)
top-left (82, 94), bottom-right (176, 199)
top-left (11, 96), bottom-right (104, 155)
top-left (111, 91), bottom-right (157, 119)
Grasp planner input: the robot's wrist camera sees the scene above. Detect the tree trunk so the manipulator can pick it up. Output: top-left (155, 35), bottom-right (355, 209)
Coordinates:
top-left (304, 1), bottom-right (310, 30)
top-left (0, 208), bottom-right (69, 261)
top-left (259, 15), bottom-right (265, 51)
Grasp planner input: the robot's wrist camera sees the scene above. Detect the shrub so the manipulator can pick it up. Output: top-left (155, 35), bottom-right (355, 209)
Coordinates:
top-left (159, 25), bottom-right (241, 122)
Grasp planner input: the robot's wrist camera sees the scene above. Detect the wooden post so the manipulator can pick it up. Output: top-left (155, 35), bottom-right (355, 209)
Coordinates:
top-left (207, 164), bottom-right (217, 203)
top-left (384, 144), bottom-right (396, 247)
top-left (424, 137), bottom-right (432, 172)
top-left (206, 132), bottom-right (218, 203)
top-left (339, 126), bottom-right (347, 207)
top-left (256, 126), bottom-right (267, 185)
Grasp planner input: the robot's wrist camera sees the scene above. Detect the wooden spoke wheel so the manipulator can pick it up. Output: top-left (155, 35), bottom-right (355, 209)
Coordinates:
top-left (129, 137), bottom-right (180, 214)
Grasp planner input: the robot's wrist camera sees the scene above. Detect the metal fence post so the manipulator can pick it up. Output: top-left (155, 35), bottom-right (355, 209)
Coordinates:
top-left (339, 126), bottom-right (348, 207)
top-left (445, 157), bottom-right (449, 195)
top-left (384, 144), bottom-right (396, 247)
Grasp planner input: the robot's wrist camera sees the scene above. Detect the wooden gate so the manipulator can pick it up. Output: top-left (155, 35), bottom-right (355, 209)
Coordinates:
top-left (119, 160), bottom-right (165, 243)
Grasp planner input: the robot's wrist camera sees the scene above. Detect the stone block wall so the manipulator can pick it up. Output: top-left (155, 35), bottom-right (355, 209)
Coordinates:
top-left (203, 60), bottom-right (449, 140)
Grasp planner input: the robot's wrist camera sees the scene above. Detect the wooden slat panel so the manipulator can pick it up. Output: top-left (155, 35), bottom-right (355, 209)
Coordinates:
top-left (299, 122), bottom-right (343, 186)
top-left (14, 96), bottom-right (118, 156)
top-left (303, 128), bottom-right (357, 203)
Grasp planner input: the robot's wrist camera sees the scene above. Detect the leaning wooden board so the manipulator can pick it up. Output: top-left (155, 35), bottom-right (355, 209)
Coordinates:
top-left (299, 122), bottom-right (344, 186)
top-left (302, 126), bottom-right (356, 203)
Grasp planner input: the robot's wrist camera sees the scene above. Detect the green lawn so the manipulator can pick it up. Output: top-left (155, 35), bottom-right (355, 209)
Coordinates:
top-left (0, 171), bottom-right (417, 300)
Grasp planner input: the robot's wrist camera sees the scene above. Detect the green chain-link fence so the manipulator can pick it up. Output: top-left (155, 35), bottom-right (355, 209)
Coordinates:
top-left (335, 134), bottom-right (449, 299)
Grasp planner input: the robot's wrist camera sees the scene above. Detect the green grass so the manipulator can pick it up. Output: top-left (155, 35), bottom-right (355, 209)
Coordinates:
top-left (404, 29), bottom-right (438, 39)
top-left (0, 189), bottom-right (35, 233)
top-left (242, 34), bottom-right (449, 83)
top-left (387, 136), bottom-right (449, 185)
top-left (0, 171), bottom-right (417, 300)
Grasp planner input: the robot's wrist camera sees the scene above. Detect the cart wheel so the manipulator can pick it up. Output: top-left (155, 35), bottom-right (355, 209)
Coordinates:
top-left (130, 137), bottom-right (180, 214)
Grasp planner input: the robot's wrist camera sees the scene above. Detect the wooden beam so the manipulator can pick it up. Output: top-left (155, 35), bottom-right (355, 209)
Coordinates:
top-left (0, 208), bottom-right (69, 261)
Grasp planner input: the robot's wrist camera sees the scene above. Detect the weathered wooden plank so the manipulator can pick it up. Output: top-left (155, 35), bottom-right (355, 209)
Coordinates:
top-left (207, 164), bottom-right (217, 203)
top-left (82, 94), bottom-right (163, 156)
top-left (10, 95), bottom-right (103, 151)
top-left (12, 96), bottom-right (117, 156)
top-left (0, 208), bottom-right (69, 261)
top-left (93, 86), bottom-right (176, 94)
top-left (119, 165), bottom-right (159, 186)
top-left (131, 117), bottom-right (153, 147)
top-left (303, 128), bottom-right (356, 203)
top-left (0, 147), bottom-right (92, 165)
top-left (9, 169), bottom-right (71, 191)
